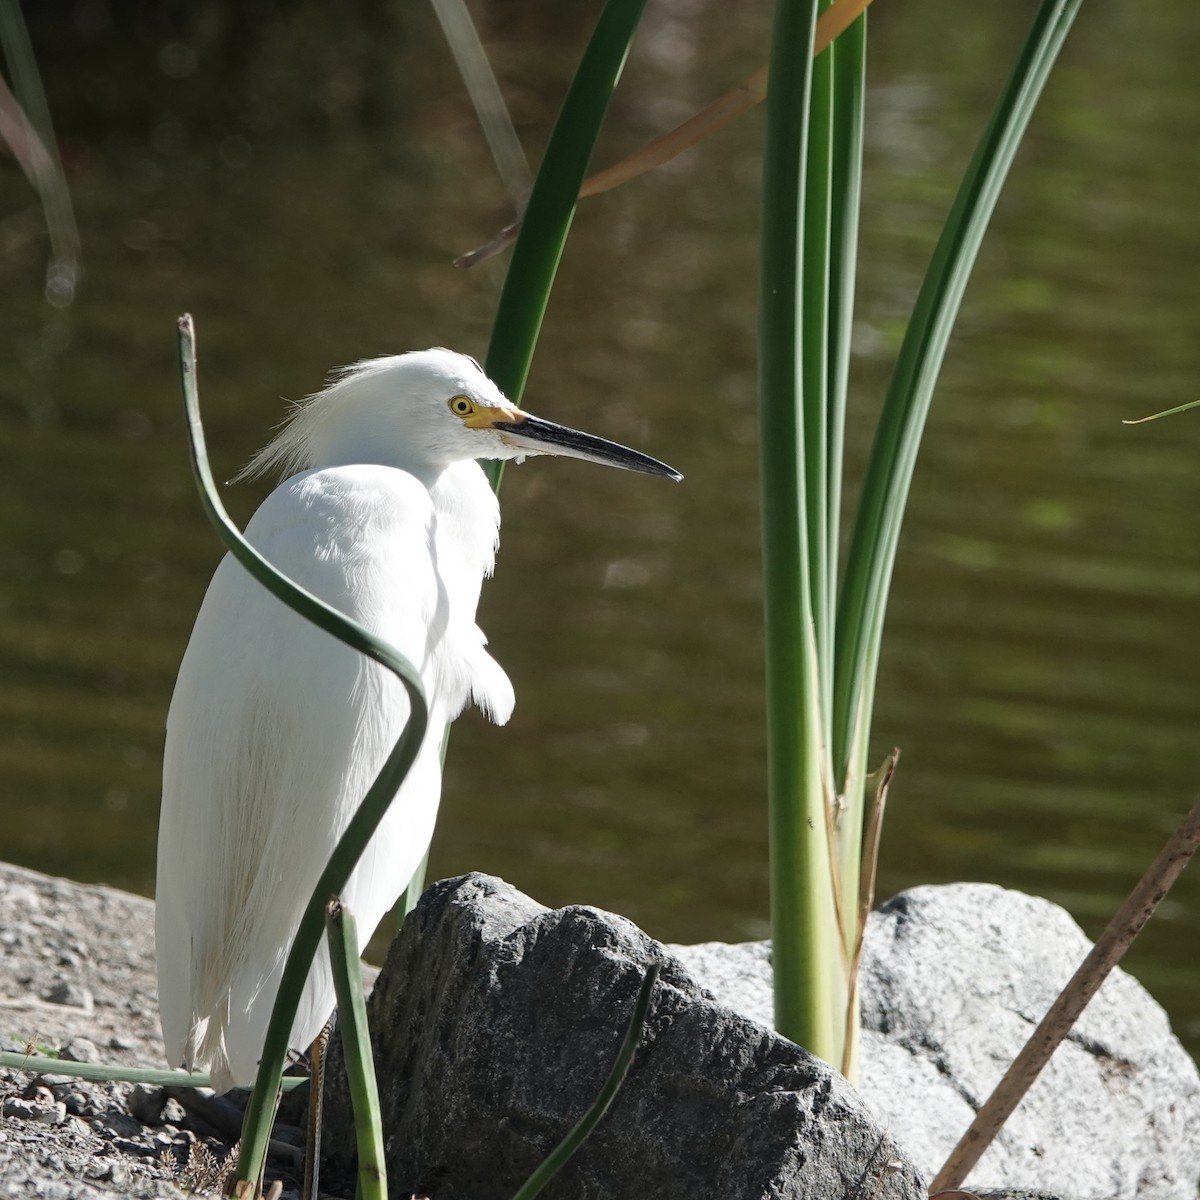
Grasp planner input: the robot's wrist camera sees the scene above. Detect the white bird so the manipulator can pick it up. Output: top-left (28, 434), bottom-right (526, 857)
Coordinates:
top-left (155, 349), bottom-right (680, 1092)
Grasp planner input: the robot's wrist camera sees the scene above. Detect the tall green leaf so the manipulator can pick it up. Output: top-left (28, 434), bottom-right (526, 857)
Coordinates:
top-left (832, 0), bottom-right (1085, 786)
top-left (483, 0), bottom-right (649, 482)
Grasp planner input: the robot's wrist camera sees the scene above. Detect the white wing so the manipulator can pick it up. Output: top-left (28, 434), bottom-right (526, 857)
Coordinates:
top-left (155, 463), bottom-right (508, 1090)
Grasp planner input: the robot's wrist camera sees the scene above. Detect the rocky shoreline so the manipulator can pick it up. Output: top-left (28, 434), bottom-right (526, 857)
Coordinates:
top-left (0, 864), bottom-right (205, 1198)
top-left (2, 862), bottom-right (1198, 1199)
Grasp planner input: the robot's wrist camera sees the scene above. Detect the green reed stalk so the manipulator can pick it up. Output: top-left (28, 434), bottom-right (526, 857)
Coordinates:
top-left (409, 0), bottom-right (648, 924)
top-left (764, 0), bottom-right (1082, 1071)
top-left (0, 1054), bottom-right (314, 1090)
top-left (406, 0), bottom-right (647, 906)
top-left (759, 0), bottom-right (842, 1062)
top-left (407, 0), bottom-right (648, 930)
top-left (174, 317), bottom-right (429, 1194)
top-left (326, 901), bottom-right (387, 1200)
top-left (483, 0), bottom-right (649, 481)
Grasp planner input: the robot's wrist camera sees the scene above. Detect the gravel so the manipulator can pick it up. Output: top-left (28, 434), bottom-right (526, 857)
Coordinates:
top-left (0, 862), bottom-right (277, 1199)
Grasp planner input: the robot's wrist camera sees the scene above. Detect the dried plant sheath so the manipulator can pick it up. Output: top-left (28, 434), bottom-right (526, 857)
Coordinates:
top-left (840, 747), bottom-right (897, 1080)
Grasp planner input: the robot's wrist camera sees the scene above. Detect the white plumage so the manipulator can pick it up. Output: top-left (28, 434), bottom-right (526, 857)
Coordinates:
top-left (155, 349), bottom-right (679, 1091)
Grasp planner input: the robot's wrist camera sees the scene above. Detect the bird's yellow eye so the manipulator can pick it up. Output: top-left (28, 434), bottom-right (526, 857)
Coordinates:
top-left (449, 395), bottom-right (474, 417)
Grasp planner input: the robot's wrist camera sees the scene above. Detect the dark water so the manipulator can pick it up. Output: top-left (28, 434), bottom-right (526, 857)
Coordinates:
top-left (3, 2), bottom-right (1199, 1054)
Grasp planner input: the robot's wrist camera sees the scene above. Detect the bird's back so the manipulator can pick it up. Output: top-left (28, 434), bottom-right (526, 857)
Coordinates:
top-left (156, 461), bottom-right (511, 1089)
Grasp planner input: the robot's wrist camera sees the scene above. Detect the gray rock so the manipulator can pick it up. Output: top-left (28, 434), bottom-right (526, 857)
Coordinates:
top-left (88, 1159), bottom-right (131, 1188)
top-left (672, 883), bottom-right (1200, 1200)
top-left (49, 1090), bottom-right (85, 1118)
top-left (161, 1099), bottom-right (187, 1127)
top-left (43, 981), bottom-right (93, 1010)
top-left (2, 1098), bottom-right (67, 1126)
top-left (59, 1037), bottom-right (99, 1064)
top-left (91, 1110), bottom-right (145, 1141)
top-left (669, 939), bottom-right (774, 1027)
top-left (326, 873), bottom-right (925, 1200)
top-left (125, 1086), bottom-right (167, 1127)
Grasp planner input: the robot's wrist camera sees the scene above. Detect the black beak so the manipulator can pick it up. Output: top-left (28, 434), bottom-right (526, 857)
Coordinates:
top-left (492, 414), bottom-right (683, 481)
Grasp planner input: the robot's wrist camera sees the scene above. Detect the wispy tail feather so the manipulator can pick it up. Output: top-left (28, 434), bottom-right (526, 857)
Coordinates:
top-left (181, 1007), bottom-right (241, 1095)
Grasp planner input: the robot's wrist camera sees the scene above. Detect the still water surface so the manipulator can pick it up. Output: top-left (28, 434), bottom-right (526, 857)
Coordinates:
top-left (3, 2), bottom-right (1199, 1054)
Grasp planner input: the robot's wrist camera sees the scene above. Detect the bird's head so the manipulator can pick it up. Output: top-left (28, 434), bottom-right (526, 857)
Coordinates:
top-left (237, 349), bottom-right (682, 484)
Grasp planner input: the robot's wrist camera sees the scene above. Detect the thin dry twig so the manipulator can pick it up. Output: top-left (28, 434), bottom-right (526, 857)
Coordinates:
top-left (455, 0), bottom-right (876, 267)
top-left (928, 796), bottom-right (1200, 1194)
top-left (430, 0), bottom-right (530, 207)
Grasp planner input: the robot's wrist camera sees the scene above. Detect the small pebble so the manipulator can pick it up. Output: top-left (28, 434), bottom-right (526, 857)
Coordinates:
top-left (58, 1088), bottom-right (92, 1116)
top-left (162, 1097), bottom-right (187, 1124)
top-left (89, 1159), bottom-right (131, 1187)
top-left (127, 1082), bottom-right (167, 1125)
top-left (92, 1109), bottom-right (143, 1139)
top-left (108, 1033), bottom-right (134, 1051)
top-left (59, 1036), bottom-right (99, 1063)
top-left (2, 1096), bottom-right (67, 1125)
top-left (110, 1135), bottom-right (157, 1158)
top-left (43, 979), bottom-right (93, 1009)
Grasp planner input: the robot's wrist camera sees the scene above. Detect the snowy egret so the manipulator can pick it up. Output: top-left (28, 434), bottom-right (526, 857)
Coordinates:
top-left (155, 349), bottom-right (681, 1092)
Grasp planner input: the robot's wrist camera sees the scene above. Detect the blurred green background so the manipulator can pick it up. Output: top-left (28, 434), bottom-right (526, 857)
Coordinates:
top-left (3, 1), bottom-right (1199, 1053)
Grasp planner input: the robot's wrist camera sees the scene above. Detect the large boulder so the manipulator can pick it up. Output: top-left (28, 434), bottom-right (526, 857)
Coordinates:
top-left (673, 883), bottom-right (1200, 1200)
top-left (325, 873), bottom-right (925, 1200)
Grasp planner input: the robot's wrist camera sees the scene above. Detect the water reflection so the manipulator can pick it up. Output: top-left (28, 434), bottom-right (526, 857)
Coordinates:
top-left (2, 0), bottom-right (1199, 1053)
